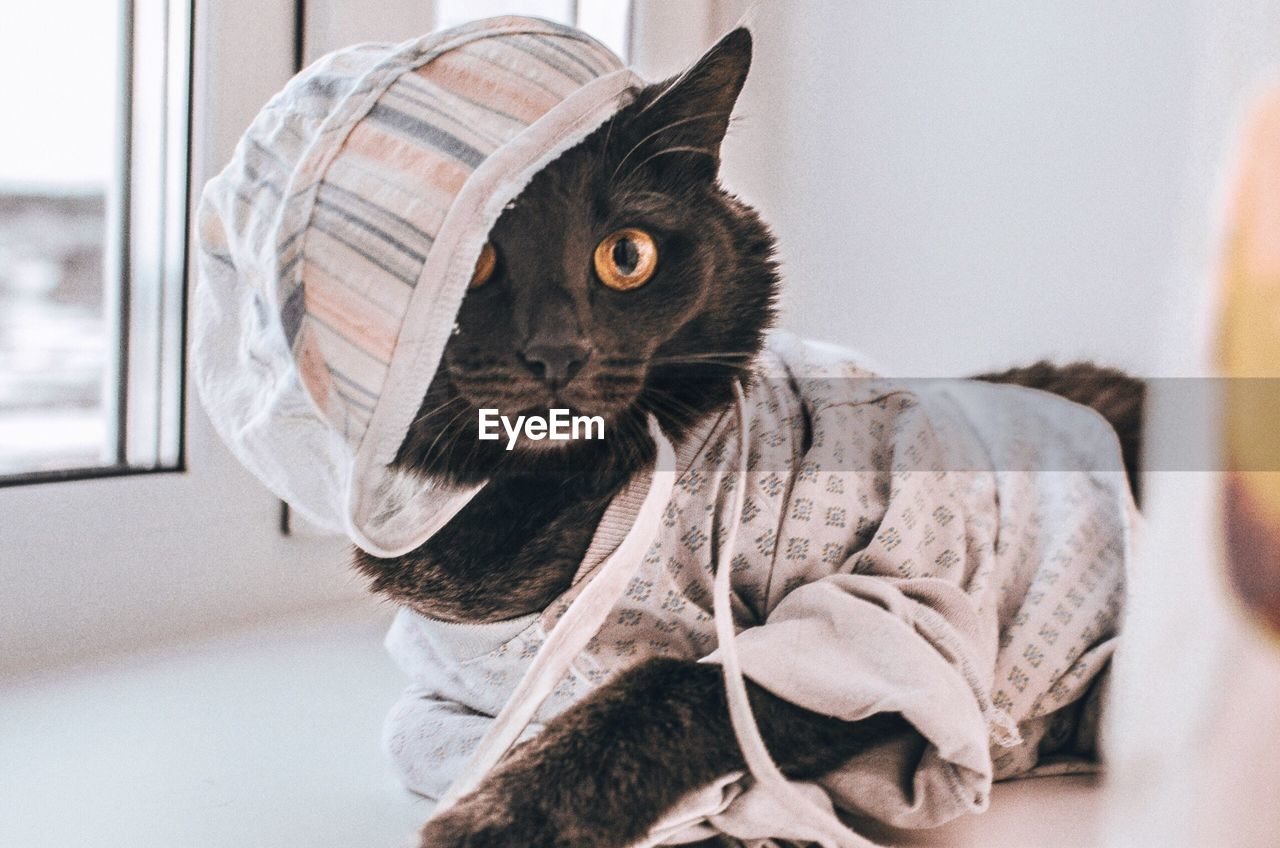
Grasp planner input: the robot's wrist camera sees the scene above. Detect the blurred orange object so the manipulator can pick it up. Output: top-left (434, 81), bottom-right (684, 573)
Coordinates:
top-left (1220, 89), bottom-right (1280, 636)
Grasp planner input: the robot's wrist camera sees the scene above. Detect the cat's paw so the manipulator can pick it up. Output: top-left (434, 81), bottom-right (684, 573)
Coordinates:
top-left (417, 784), bottom-right (621, 848)
top-left (416, 814), bottom-right (492, 847)
top-left (416, 793), bottom-right (553, 848)
top-left (417, 806), bottom-right (501, 847)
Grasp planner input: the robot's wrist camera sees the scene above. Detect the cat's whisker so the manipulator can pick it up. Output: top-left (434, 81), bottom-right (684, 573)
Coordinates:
top-left (421, 402), bottom-right (477, 464)
top-left (600, 110), bottom-right (620, 166)
top-left (646, 358), bottom-right (755, 371)
top-left (639, 388), bottom-right (709, 430)
top-left (632, 32), bottom-right (738, 119)
top-left (649, 349), bottom-right (755, 359)
top-left (648, 353), bottom-right (754, 363)
top-left (643, 398), bottom-right (701, 427)
top-left (617, 144), bottom-right (720, 185)
top-left (609, 414), bottom-right (651, 472)
top-left (610, 190), bottom-right (674, 210)
top-left (608, 112), bottom-right (732, 186)
top-left (408, 394), bottom-right (465, 429)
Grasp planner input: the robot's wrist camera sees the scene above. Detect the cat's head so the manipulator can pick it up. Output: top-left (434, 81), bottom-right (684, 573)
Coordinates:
top-left (395, 29), bottom-right (777, 485)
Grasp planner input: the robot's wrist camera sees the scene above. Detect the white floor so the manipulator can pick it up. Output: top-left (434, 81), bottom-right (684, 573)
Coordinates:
top-left (0, 600), bottom-right (427, 848)
top-left (0, 599), bottom-right (1101, 848)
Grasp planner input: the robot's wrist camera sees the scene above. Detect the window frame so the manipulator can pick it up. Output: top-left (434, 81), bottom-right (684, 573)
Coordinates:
top-left (0, 0), bottom-right (193, 489)
top-left (0, 0), bottom-right (726, 678)
top-left (0, 0), bottom-right (360, 679)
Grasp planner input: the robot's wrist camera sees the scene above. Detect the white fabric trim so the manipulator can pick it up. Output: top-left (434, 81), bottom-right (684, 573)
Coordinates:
top-left (429, 418), bottom-right (679, 812)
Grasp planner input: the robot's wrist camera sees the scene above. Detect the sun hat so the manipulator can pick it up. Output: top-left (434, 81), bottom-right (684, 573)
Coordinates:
top-left (194, 16), bottom-right (641, 556)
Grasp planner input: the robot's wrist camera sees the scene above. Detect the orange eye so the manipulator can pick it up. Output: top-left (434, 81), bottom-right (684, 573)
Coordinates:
top-left (469, 242), bottom-right (497, 289)
top-left (593, 228), bottom-right (658, 291)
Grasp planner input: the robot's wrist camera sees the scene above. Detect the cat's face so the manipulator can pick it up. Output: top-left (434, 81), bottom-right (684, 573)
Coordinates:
top-left (396, 29), bottom-right (776, 485)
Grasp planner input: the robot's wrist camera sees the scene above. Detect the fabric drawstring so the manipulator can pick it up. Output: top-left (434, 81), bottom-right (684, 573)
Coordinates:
top-left (429, 388), bottom-right (882, 846)
top-left (431, 416), bottom-right (678, 813)
top-left (710, 383), bottom-right (881, 848)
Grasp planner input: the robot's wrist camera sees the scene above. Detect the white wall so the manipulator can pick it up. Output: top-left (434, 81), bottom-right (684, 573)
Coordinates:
top-left (7, 0), bottom-right (1276, 678)
top-left (719, 0), bottom-right (1248, 377)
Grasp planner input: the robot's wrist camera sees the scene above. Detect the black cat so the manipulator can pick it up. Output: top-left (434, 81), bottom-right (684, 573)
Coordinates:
top-left (355, 28), bottom-right (1142, 848)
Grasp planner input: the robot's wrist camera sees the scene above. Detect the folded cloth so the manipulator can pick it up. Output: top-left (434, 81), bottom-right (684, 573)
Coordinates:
top-left (385, 330), bottom-right (1138, 837)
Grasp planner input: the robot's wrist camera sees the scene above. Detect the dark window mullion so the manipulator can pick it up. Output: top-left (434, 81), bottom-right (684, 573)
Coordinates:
top-left (280, 0), bottom-right (307, 533)
top-left (154, 0), bottom-right (171, 458)
top-left (110, 0), bottom-right (136, 466)
top-left (171, 0), bottom-right (196, 471)
top-left (293, 0), bottom-right (307, 73)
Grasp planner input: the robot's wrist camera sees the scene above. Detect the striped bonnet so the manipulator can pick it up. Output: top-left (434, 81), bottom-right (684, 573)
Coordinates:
top-left (193, 16), bottom-right (642, 556)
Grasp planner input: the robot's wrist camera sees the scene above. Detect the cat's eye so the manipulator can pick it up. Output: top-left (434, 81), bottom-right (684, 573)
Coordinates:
top-left (594, 228), bottom-right (658, 291)
top-left (469, 242), bottom-right (497, 289)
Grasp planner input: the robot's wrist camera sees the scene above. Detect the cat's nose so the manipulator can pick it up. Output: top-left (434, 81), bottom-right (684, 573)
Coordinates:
top-left (519, 342), bottom-right (593, 391)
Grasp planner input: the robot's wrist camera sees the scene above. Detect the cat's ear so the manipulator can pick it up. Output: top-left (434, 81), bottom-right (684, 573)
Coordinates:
top-left (622, 27), bottom-right (752, 182)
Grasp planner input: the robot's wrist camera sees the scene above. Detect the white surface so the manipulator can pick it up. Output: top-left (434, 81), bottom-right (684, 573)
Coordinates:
top-left (868, 775), bottom-right (1101, 848)
top-left (0, 599), bottom-right (1101, 848)
top-left (0, 599), bottom-right (427, 848)
top-left (8, 0), bottom-right (1273, 699)
top-left (719, 0), bottom-right (1277, 378)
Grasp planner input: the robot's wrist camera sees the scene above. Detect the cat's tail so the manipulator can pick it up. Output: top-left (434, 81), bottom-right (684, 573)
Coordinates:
top-left (972, 361), bottom-right (1146, 504)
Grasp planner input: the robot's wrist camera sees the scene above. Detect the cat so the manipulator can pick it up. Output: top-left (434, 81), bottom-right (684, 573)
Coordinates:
top-left (354, 28), bottom-right (1143, 848)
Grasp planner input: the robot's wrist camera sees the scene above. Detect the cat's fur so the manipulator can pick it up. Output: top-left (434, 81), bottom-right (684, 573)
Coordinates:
top-left (975, 361), bottom-right (1145, 502)
top-left (353, 28), bottom-right (1143, 847)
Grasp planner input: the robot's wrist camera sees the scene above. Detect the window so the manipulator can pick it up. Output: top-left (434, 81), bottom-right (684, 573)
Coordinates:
top-left (0, 0), bottom-right (706, 676)
top-left (0, 0), bottom-right (191, 483)
top-left (435, 0), bottom-right (632, 59)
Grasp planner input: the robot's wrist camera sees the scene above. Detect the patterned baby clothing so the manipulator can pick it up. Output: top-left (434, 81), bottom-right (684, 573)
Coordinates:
top-left (383, 330), bottom-right (1137, 832)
